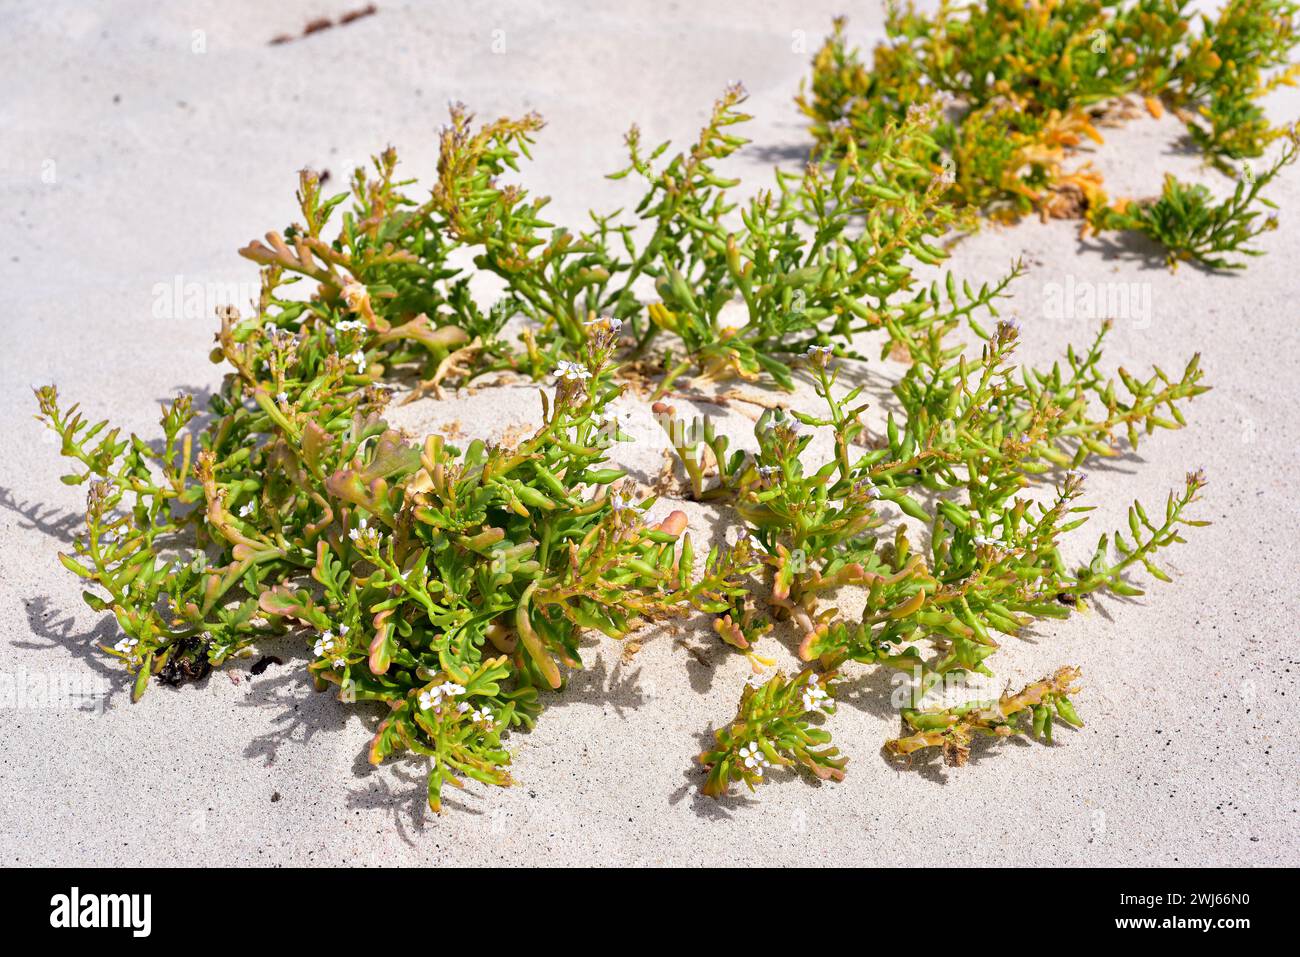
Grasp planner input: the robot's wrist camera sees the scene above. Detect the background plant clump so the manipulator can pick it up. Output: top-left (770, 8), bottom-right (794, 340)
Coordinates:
top-left (799, 0), bottom-right (1299, 269)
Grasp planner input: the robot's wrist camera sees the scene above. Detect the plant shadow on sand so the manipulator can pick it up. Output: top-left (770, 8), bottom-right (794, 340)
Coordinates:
top-left (229, 626), bottom-right (687, 839)
top-left (236, 649), bottom-right (372, 769)
top-left (879, 711), bottom-right (1083, 785)
top-left (18, 595), bottom-right (131, 709)
top-left (1076, 228), bottom-right (1232, 276)
top-left (0, 486), bottom-right (83, 545)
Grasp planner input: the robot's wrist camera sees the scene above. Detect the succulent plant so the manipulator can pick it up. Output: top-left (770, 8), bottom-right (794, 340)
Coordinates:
top-left (35, 78), bottom-right (1212, 807)
top-left (799, 1), bottom-right (1299, 268)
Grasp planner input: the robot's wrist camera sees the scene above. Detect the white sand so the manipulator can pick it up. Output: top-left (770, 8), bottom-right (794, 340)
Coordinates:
top-left (1, 0), bottom-right (1297, 866)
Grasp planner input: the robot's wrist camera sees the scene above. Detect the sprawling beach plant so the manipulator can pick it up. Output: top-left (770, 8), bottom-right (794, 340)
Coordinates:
top-left (239, 88), bottom-right (1020, 396)
top-left (35, 82), bottom-right (1211, 808)
top-left (1088, 134), bottom-right (1297, 268)
top-left (799, 1), bottom-right (1299, 268)
top-left (670, 320), bottom-right (1207, 791)
top-left (36, 315), bottom-right (753, 810)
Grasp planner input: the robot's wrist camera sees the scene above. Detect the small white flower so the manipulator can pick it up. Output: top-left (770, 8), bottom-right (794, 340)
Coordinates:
top-left (338, 624), bottom-right (349, 635)
top-left (739, 741), bottom-right (771, 774)
top-left (237, 502), bottom-right (254, 518)
top-left (440, 681), bottom-right (466, 698)
top-left (756, 465), bottom-right (779, 478)
top-left (802, 675), bottom-right (830, 711)
top-left (472, 707), bottom-right (494, 724)
top-left (113, 636), bottom-right (139, 655)
top-left (348, 518), bottom-right (369, 542)
top-left (456, 701), bottom-right (470, 714)
top-left (348, 350), bottom-right (368, 374)
top-left (335, 319), bottom-right (366, 332)
top-left (313, 631), bottom-right (335, 657)
top-left (553, 360), bottom-right (592, 382)
top-left (805, 344), bottom-right (833, 359)
top-left (332, 657), bottom-right (346, 668)
top-left (973, 534), bottom-right (998, 548)
top-left (418, 689), bottom-right (439, 711)
top-left (610, 490), bottom-right (637, 513)
top-left (275, 391), bottom-right (289, 405)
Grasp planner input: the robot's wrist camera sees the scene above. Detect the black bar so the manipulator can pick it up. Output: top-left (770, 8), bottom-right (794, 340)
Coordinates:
top-left (6, 867), bottom-right (1284, 942)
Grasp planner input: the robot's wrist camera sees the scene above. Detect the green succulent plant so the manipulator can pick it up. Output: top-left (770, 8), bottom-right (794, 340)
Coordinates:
top-left (35, 80), bottom-right (1214, 808)
top-left (37, 316), bottom-right (754, 811)
top-left (659, 318), bottom-right (1208, 787)
top-left (799, 1), bottom-right (1299, 269)
top-left (1088, 134), bottom-right (1297, 268)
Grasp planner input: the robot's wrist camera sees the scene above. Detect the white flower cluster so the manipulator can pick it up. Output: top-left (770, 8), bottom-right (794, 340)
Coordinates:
top-left (802, 673), bottom-right (830, 712)
top-left (553, 360), bottom-right (591, 382)
top-left (348, 517), bottom-right (378, 547)
top-left (313, 625), bottom-right (349, 668)
top-left (447, 700), bottom-right (496, 726)
top-left (418, 679), bottom-right (466, 713)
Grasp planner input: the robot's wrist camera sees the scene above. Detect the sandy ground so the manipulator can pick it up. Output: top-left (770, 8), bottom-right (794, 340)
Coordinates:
top-left (1, 0), bottom-right (1297, 867)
